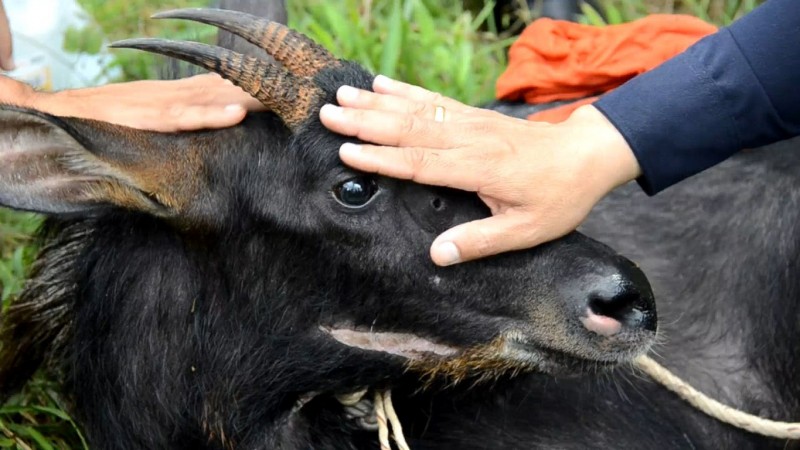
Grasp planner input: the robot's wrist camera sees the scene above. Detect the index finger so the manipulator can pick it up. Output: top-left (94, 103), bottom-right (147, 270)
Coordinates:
top-left (339, 142), bottom-right (482, 191)
top-left (321, 103), bottom-right (468, 148)
top-left (372, 75), bottom-right (468, 111)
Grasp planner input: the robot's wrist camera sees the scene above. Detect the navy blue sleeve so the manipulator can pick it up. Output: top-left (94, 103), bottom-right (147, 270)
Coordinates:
top-left (593, 0), bottom-right (800, 195)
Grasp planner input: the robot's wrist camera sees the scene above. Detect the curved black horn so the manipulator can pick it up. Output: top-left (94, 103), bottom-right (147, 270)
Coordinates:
top-left (110, 38), bottom-right (320, 130)
top-left (152, 8), bottom-right (339, 77)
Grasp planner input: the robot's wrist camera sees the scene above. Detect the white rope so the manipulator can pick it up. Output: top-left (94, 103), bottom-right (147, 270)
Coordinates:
top-left (341, 355), bottom-right (799, 450)
top-left (635, 355), bottom-right (800, 440)
top-left (335, 388), bottom-right (369, 407)
top-left (374, 389), bottom-right (411, 450)
top-left (374, 390), bottom-right (392, 450)
top-left (383, 390), bottom-right (411, 450)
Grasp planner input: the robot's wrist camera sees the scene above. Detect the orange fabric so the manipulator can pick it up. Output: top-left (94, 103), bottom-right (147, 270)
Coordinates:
top-left (496, 14), bottom-right (718, 110)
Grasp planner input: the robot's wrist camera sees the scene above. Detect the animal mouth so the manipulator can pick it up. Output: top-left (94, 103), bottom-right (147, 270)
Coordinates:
top-left (321, 326), bottom-right (629, 378)
top-left (500, 336), bottom-right (623, 372)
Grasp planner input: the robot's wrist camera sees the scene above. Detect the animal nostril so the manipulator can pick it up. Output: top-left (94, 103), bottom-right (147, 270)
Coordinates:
top-left (569, 261), bottom-right (657, 337)
top-left (582, 277), bottom-right (655, 336)
top-left (588, 291), bottom-right (643, 325)
top-left (577, 258), bottom-right (658, 336)
top-left (430, 197), bottom-right (444, 211)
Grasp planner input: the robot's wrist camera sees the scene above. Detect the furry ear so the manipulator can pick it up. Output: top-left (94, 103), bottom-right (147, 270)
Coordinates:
top-left (0, 106), bottom-right (206, 217)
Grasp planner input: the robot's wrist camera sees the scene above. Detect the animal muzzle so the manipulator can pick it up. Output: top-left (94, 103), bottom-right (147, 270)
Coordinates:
top-left (576, 256), bottom-right (656, 338)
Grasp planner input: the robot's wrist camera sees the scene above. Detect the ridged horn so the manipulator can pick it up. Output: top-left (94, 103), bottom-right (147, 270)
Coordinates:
top-left (109, 38), bottom-right (320, 130)
top-left (152, 8), bottom-right (339, 77)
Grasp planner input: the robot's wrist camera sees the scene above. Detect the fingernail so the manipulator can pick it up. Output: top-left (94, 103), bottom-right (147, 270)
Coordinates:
top-left (432, 241), bottom-right (461, 266)
top-left (339, 142), bottom-right (362, 158)
top-left (224, 104), bottom-right (245, 114)
top-left (373, 75), bottom-right (395, 90)
top-left (337, 85), bottom-right (359, 102)
top-left (320, 104), bottom-right (344, 120)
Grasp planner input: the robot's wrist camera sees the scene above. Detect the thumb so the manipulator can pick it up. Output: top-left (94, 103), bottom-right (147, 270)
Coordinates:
top-left (430, 213), bottom-right (550, 266)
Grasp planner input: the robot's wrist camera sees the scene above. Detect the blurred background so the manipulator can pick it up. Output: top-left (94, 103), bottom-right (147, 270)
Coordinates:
top-left (0, 0), bottom-right (763, 447)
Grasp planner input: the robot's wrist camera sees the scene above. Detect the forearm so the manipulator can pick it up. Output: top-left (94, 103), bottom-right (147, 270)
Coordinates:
top-left (594, 0), bottom-right (800, 194)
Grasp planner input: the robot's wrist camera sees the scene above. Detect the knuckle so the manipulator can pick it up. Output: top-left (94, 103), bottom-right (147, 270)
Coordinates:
top-left (405, 147), bottom-right (429, 172)
top-left (429, 92), bottom-right (445, 106)
top-left (412, 101), bottom-right (430, 117)
top-left (398, 114), bottom-right (417, 136)
top-left (367, 92), bottom-right (387, 109)
top-left (470, 227), bottom-right (495, 258)
top-left (351, 110), bottom-right (371, 131)
top-left (361, 93), bottom-right (377, 109)
top-left (330, 108), bottom-right (358, 135)
top-left (345, 107), bottom-right (361, 121)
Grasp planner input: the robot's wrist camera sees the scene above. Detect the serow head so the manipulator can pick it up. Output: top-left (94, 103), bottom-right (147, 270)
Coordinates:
top-left (0, 9), bottom-right (656, 386)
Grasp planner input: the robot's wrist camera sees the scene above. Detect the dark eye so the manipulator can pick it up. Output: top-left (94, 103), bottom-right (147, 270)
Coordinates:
top-left (333, 177), bottom-right (378, 208)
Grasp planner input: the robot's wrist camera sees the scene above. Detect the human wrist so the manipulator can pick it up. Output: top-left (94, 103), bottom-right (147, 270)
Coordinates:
top-left (6, 81), bottom-right (67, 116)
top-left (0, 76), bottom-right (38, 107)
top-left (31, 88), bottom-right (101, 120)
top-left (568, 104), bottom-right (641, 190)
top-left (31, 89), bottom-right (77, 117)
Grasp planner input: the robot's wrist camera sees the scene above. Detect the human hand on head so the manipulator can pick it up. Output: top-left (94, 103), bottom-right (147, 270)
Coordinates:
top-left (1, 73), bottom-right (266, 132)
top-left (320, 75), bottom-right (641, 266)
top-left (0, 0), bottom-right (14, 71)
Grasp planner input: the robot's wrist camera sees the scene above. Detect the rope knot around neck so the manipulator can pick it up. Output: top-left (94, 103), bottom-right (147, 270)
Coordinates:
top-left (336, 356), bottom-right (799, 449)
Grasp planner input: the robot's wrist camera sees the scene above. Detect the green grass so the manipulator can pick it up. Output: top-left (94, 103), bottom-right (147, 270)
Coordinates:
top-left (0, 0), bottom-right (763, 447)
top-left (581, 0), bottom-right (762, 26)
top-left (287, 0), bottom-right (515, 106)
top-left (63, 0), bottom-right (216, 81)
top-left (0, 211), bottom-right (39, 308)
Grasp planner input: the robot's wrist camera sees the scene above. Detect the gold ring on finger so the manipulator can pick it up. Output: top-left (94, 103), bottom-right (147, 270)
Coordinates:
top-left (433, 105), bottom-right (446, 123)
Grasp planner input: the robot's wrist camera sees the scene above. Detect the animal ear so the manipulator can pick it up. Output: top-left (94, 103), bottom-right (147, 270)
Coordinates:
top-left (0, 106), bottom-right (205, 217)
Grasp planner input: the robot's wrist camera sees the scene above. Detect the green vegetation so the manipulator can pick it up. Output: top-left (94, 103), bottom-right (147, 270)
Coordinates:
top-left (0, 211), bottom-right (39, 307)
top-left (287, 0), bottom-right (515, 106)
top-left (581, 0), bottom-right (762, 26)
top-left (0, 0), bottom-right (763, 447)
top-left (63, 0), bottom-right (215, 81)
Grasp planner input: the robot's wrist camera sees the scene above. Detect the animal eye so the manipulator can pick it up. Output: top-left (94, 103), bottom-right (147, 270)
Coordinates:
top-left (333, 177), bottom-right (378, 208)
